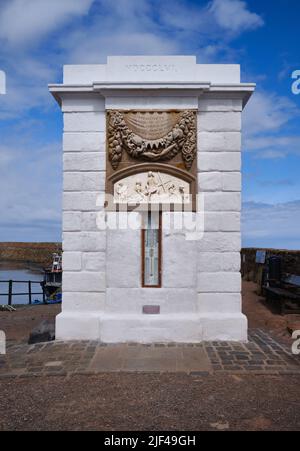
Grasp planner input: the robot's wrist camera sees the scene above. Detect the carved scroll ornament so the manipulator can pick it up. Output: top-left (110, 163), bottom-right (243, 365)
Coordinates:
top-left (107, 110), bottom-right (196, 170)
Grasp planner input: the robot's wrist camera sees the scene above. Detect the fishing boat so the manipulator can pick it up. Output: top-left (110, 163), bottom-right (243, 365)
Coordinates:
top-left (42, 253), bottom-right (62, 303)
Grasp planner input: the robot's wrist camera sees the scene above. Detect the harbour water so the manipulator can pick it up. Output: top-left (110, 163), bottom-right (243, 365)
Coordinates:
top-left (0, 263), bottom-right (44, 305)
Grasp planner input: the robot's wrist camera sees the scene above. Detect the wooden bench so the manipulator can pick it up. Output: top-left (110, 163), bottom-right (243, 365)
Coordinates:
top-left (265, 275), bottom-right (300, 314)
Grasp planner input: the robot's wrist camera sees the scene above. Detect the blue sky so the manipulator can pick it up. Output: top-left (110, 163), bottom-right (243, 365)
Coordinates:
top-left (0, 0), bottom-right (299, 249)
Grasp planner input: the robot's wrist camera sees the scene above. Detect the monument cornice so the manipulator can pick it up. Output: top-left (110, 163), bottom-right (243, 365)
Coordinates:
top-left (49, 82), bottom-right (255, 107)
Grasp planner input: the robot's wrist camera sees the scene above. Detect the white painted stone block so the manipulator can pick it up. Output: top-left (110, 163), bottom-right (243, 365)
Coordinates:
top-left (198, 112), bottom-right (241, 132)
top-left (106, 229), bottom-right (140, 288)
top-left (200, 313), bottom-right (247, 341)
top-left (63, 271), bottom-right (106, 292)
top-left (63, 231), bottom-right (106, 252)
top-left (198, 172), bottom-right (241, 192)
top-left (197, 132), bottom-right (241, 152)
top-left (198, 152), bottom-right (241, 172)
top-left (62, 292), bottom-right (105, 312)
top-left (63, 192), bottom-right (102, 211)
top-left (81, 212), bottom-right (99, 231)
top-left (198, 172), bottom-right (223, 191)
top-left (61, 94), bottom-right (105, 112)
top-left (204, 192), bottom-right (241, 211)
top-left (63, 132), bottom-right (105, 152)
top-left (56, 312), bottom-right (101, 341)
top-left (64, 172), bottom-right (105, 192)
top-left (198, 252), bottom-right (241, 272)
top-left (99, 314), bottom-right (203, 343)
top-left (163, 232), bottom-right (197, 288)
top-left (198, 97), bottom-right (242, 112)
top-left (204, 212), bottom-right (240, 232)
top-left (106, 288), bottom-right (197, 314)
top-left (64, 152), bottom-right (105, 172)
top-left (197, 293), bottom-right (241, 314)
top-left (82, 252), bottom-right (106, 272)
top-left (64, 112), bottom-right (105, 132)
top-left (198, 232), bottom-right (241, 252)
top-left (63, 211), bottom-right (81, 232)
top-left (106, 96), bottom-right (198, 111)
top-left (62, 252), bottom-right (81, 271)
top-left (222, 172), bottom-right (241, 191)
top-left (197, 272), bottom-right (241, 293)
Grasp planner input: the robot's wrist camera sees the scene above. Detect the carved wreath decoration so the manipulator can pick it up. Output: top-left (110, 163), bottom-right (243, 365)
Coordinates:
top-left (107, 110), bottom-right (196, 170)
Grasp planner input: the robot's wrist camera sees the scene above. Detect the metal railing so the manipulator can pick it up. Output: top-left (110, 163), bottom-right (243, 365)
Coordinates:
top-left (0, 280), bottom-right (46, 305)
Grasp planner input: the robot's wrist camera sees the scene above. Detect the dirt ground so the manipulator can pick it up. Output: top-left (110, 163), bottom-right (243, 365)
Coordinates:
top-left (242, 281), bottom-right (300, 345)
top-left (0, 304), bottom-right (61, 343)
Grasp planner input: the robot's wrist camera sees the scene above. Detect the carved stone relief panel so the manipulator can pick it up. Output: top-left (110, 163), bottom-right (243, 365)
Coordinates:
top-left (107, 110), bottom-right (197, 171)
top-left (114, 171), bottom-right (190, 204)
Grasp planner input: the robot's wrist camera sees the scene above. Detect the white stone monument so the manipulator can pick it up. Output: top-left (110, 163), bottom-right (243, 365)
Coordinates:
top-left (49, 56), bottom-right (255, 343)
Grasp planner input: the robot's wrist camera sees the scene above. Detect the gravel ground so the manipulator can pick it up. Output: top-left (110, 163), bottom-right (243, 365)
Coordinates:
top-left (1, 281), bottom-right (300, 431)
top-left (0, 373), bottom-right (300, 431)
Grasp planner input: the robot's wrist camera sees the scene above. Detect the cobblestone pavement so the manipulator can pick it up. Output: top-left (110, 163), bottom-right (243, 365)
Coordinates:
top-left (0, 329), bottom-right (299, 378)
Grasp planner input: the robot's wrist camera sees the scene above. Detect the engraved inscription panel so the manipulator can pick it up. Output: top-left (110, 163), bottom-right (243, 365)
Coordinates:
top-left (123, 112), bottom-right (179, 140)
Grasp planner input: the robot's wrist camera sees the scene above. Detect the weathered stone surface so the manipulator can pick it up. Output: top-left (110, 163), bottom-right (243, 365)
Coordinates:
top-left (62, 252), bottom-right (81, 271)
top-left (63, 271), bottom-right (106, 292)
top-left (63, 232), bottom-right (106, 252)
top-left (198, 172), bottom-right (241, 192)
top-left (198, 152), bottom-right (241, 172)
top-left (197, 293), bottom-right (241, 313)
top-left (197, 112), bottom-right (241, 132)
top-left (198, 252), bottom-right (241, 272)
top-left (82, 252), bottom-right (106, 272)
top-left (64, 112), bottom-right (105, 132)
top-left (197, 272), bottom-right (241, 293)
top-left (198, 131), bottom-right (241, 152)
top-left (198, 232), bottom-right (241, 252)
top-left (63, 192), bottom-right (102, 211)
top-left (64, 153), bottom-right (105, 172)
top-left (198, 98), bottom-right (243, 112)
top-left (63, 211), bottom-right (81, 232)
top-left (64, 172), bottom-right (105, 192)
top-left (204, 192), bottom-right (241, 212)
top-left (63, 132), bottom-right (105, 152)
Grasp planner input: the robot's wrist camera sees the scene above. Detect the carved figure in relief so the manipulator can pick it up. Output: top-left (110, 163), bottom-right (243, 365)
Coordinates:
top-left (114, 171), bottom-right (190, 204)
top-left (115, 182), bottom-right (128, 202)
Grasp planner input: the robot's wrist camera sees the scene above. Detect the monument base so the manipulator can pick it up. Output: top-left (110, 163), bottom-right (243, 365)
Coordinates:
top-left (55, 312), bottom-right (248, 343)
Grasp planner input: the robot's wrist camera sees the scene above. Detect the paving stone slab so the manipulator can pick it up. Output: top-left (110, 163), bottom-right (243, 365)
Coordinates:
top-left (0, 329), bottom-right (299, 378)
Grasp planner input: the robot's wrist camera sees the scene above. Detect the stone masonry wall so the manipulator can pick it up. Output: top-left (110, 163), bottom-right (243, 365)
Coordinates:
top-left (197, 95), bottom-right (242, 317)
top-left (61, 95), bottom-right (106, 316)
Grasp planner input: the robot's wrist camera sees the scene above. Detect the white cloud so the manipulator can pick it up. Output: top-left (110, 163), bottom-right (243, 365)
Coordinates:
top-left (243, 91), bottom-right (298, 137)
top-left (0, 141), bottom-right (62, 236)
top-left (242, 200), bottom-right (300, 249)
top-left (0, 0), bottom-right (94, 47)
top-left (242, 90), bottom-right (300, 159)
top-left (210, 0), bottom-right (264, 33)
